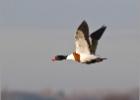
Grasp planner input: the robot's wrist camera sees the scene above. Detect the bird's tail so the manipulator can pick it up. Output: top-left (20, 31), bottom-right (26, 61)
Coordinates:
top-left (101, 58), bottom-right (107, 60)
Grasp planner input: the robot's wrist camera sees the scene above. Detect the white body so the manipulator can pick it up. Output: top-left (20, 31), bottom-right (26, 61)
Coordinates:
top-left (58, 21), bottom-right (106, 63)
top-left (67, 53), bottom-right (98, 63)
top-left (80, 53), bottom-right (98, 62)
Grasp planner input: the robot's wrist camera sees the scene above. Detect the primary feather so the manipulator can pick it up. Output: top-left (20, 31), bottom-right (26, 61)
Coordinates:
top-left (90, 25), bottom-right (107, 54)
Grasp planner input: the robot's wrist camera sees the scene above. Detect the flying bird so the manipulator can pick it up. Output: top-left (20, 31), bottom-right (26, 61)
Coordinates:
top-left (52, 20), bottom-right (107, 64)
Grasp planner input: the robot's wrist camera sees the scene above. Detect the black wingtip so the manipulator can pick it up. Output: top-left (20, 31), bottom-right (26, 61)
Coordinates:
top-left (90, 25), bottom-right (107, 40)
top-left (78, 20), bottom-right (88, 29)
top-left (77, 20), bottom-right (89, 35)
top-left (81, 20), bottom-right (86, 23)
top-left (82, 20), bottom-right (87, 24)
top-left (101, 25), bottom-right (107, 29)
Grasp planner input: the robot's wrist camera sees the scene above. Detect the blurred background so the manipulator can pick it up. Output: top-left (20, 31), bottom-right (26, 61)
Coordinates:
top-left (0, 0), bottom-right (139, 100)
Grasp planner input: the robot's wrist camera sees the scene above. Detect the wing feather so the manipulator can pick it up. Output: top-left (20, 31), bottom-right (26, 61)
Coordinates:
top-left (90, 25), bottom-right (107, 54)
top-left (75, 20), bottom-right (91, 54)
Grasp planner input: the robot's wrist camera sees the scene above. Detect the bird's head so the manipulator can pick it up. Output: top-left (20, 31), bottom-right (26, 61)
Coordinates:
top-left (52, 55), bottom-right (67, 61)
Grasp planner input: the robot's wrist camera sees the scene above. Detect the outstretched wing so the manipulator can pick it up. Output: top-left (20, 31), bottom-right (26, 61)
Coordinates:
top-left (90, 25), bottom-right (107, 54)
top-left (75, 20), bottom-right (91, 54)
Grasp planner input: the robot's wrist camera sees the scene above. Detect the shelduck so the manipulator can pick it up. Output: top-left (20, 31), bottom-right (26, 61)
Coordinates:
top-left (52, 20), bottom-right (107, 64)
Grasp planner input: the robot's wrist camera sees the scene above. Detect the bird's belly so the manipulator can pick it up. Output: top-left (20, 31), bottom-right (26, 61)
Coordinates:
top-left (80, 54), bottom-right (97, 62)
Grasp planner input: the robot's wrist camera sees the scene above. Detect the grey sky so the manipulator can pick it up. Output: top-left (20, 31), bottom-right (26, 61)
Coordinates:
top-left (0, 0), bottom-right (139, 92)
